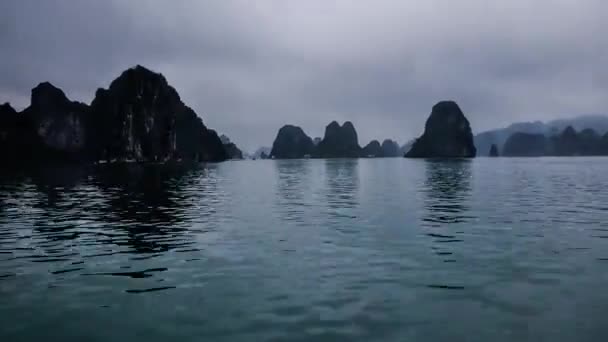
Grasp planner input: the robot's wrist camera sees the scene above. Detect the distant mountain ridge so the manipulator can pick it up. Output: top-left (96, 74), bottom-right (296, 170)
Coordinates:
top-left (475, 114), bottom-right (608, 156)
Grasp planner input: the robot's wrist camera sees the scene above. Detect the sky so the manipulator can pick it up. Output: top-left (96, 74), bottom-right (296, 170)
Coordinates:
top-left (1, 0), bottom-right (607, 152)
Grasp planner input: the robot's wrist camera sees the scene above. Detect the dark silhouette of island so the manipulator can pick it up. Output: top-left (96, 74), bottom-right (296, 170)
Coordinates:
top-left (0, 65), bottom-right (227, 165)
top-left (381, 139), bottom-right (401, 157)
top-left (489, 144), bottom-right (499, 157)
top-left (270, 121), bottom-right (363, 159)
top-left (360, 139), bottom-right (402, 158)
top-left (316, 121), bottom-right (362, 158)
top-left (7, 66), bottom-right (607, 162)
top-left (503, 126), bottom-right (608, 157)
top-left (405, 101), bottom-right (476, 158)
top-left (362, 140), bottom-right (383, 157)
top-left (270, 125), bottom-right (316, 159)
top-left (475, 114), bottom-right (608, 156)
top-left (269, 120), bottom-right (407, 159)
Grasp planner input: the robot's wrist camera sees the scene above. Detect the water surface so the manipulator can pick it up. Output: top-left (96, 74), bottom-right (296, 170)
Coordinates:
top-left (1, 158), bottom-right (608, 341)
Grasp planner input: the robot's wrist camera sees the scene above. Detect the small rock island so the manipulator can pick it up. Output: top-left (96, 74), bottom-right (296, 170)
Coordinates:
top-left (362, 140), bottom-right (383, 158)
top-left (316, 121), bottom-right (362, 158)
top-left (270, 125), bottom-right (316, 159)
top-left (405, 101), bottom-right (476, 158)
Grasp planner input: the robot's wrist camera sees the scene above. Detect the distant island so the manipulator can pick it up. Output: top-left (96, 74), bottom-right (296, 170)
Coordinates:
top-left (502, 126), bottom-right (608, 157)
top-left (269, 121), bottom-right (405, 159)
top-left (405, 101), bottom-right (476, 158)
top-left (475, 115), bottom-right (608, 156)
top-left (4, 65), bottom-right (608, 164)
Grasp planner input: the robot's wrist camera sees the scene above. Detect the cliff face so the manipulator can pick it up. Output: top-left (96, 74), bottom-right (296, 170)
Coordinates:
top-left (362, 140), bottom-right (383, 157)
top-left (174, 108), bottom-right (227, 162)
top-left (270, 125), bottom-right (316, 159)
top-left (18, 83), bottom-right (89, 160)
top-left (0, 103), bottom-right (20, 159)
top-left (88, 66), bottom-right (179, 161)
top-left (1, 65), bottom-right (227, 164)
top-left (317, 121), bottom-right (361, 158)
top-left (381, 139), bottom-right (401, 157)
top-left (220, 135), bottom-right (244, 159)
top-left (406, 101), bottom-right (476, 158)
top-left (89, 65), bottom-right (226, 162)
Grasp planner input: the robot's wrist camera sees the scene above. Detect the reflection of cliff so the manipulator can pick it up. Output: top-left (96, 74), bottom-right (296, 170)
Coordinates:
top-left (324, 159), bottom-right (360, 216)
top-left (18, 164), bottom-right (211, 256)
top-left (274, 160), bottom-right (312, 224)
top-left (29, 166), bottom-right (89, 244)
top-left (422, 160), bottom-right (474, 260)
top-left (423, 160), bottom-right (473, 225)
top-left (92, 164), bottom-right (204, 254)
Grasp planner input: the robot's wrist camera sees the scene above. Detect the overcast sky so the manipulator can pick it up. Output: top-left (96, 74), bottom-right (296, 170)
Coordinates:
top-left (1, 0), bottom-right (607, 151)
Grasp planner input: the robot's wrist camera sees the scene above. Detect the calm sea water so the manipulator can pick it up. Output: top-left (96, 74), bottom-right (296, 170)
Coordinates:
top-left (1, 158), bottom-right (608, 341)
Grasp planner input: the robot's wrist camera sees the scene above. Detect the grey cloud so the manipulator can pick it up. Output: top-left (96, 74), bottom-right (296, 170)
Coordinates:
top-left (1, 0), bottom-right (607, 151)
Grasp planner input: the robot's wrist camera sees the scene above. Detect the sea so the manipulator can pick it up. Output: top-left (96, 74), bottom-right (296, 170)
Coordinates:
top-left (1, 158), bottom-right (608, 341)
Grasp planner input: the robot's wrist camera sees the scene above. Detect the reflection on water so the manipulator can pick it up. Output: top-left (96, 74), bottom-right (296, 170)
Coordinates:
top-left (274, 160), bottom-right (312, 225)
top-left (0, 164), bottom-right (220, 292)
top-left (422, 160), bottom-right (473, 226)
top-left (2, 159), bottom-right (608, 341)
top-left (324, 159), bottom-right (359, 218)
top-left (421, 160), bottom-right (474, 261)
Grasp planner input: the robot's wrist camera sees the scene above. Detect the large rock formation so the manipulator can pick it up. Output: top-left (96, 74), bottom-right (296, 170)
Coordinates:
top-left (316, 121), bottom-right (361, 158)
top-left (1, 83), bottom-right (90, 162)
top-left (220, 134), bottom-right (243, 159)
top-left (88, 65), bottom-right (226, 162)
top-left (381, 139), bottom-right (401, 157)
top-left (174, 109), bottom-right (227, 162)
top-left (405, 101), bottom-right (476, 158)
top-left (23, 83), bottom-right (89, 158)
top-left (502, 132), bottom-right (548, 156)
top-left (270, 125), bottom-right (316, 159)
top-left (489, 144), bottom-right (499, 157)
top-left (362, 140), bottom-right (383, 157)
top-left (0, 103), bottom-right (21, 160)
top-left (1, 65), bottom-right (227, 164)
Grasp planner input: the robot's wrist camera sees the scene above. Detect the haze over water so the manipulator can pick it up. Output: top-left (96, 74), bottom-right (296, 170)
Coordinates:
top-left (1, 158), bottom-right (608, 341)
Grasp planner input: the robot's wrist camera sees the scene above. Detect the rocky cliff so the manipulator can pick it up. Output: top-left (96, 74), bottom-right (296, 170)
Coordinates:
top-left (220, 135), bottom-right (244, 159)
top-left (1, 65), bottom-right (227, 164)
top-left (405, 101), bottom-right (476, 158)
top-left (362, 140), bottom-right (383, 157)
top-left (89, 66), bottom-right (181, 161)
top-left (381, 139), bottom-right (401, 157)
top-left (87, 65), bottom-right (227, 162)
top-left (0, 103), bottom-right (21, 160)
top-left (316, 121), bottom-right (361, 158)
top-left (270, 125), bottom-right (316, 159)
top-left (27, 83), bottom-right (89, 156)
